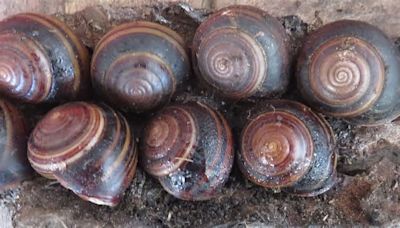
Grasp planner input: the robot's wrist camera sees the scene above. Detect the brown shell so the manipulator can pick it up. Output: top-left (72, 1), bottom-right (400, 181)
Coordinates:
top-left (0, 13), bottom-right (90, 103)
top-left (91, 21), bottom-right (190, 113)
top-left (140, 101), bottom-right (234, 200)
top-left (297, 20), bottom-right (400, 125)
top-left (238, 100), bottom-right (337, 196)
top-left (28, 102), bottom-right (137, 206)
top-left (192, 5), bottom-right (290, 100)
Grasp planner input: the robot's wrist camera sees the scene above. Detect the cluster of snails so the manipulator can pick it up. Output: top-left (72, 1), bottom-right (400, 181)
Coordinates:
top-left (0, 4), bottom-right (399, 206)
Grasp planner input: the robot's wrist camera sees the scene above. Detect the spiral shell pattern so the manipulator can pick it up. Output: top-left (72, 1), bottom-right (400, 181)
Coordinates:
top-left (141, 105), bottom-right (196, 177)
top-left (28, 102), bottom-right (137, 206)
top-left (0, 13), bottom-right (89, 103)
top-left (105, 53), bottom-right (175, 111)
top-left (0, 99), bottom-right (32, 191)
top-left (0, 33), bottom-right (52, 103)
top-left (192, 5), bottom-right (290, 99)
top-left (238, 100), bottom-right (337, 196)
top-left (309, 37), bottom-right (384, 117)
top-left (196, 28), bottom-right (266, 98)
top-left (240, 111), bottom-right (313, 187)
top-left (92, 21), bottom-right (190, 112)
top-left (297, 20), bottom-right (400, 125)
top-left (140, 101), bottom-right (234, 200)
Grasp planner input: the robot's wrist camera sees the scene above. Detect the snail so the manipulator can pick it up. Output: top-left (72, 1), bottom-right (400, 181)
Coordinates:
top-left (0, 13), bottom-right (90, 103)
top-left (27, 102), bottom-right (138, 206)
top-left (296, 20), bottom-right (400, 125)
top-left (140, 101), bottom-right (234, 200)
top-left (192, 5), bottom-right (290, 100)
top-left (91, 21), bottom-right (190, 113)
top-left (0, 99), bottom-right (33, 191)
top-left (238, 100), bottom-right (337, 196)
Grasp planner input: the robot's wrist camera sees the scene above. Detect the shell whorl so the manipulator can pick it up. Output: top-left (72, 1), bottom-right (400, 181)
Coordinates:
top-left (0, 13), bottom-right (89, 103)
top-left (240, 111), bottom-right (313, 187)
top-left (192, 5), bottom-right (290, 99)
top-left (140, 101), bottom-right (234, 200)
top-left (91, 21), bottom-right (190, 112)
top-left (238, 100), bottom-right (337, 196)
top-left (28, 102), bottom-right (138, 206)
top-left (309, 36), bottom-right (384, 117)
top-left (196, 27), bottom-right (266, 99)
top-left (141, 105), bottom-right (197, 177)
top-left (297, 20), bottom-right (400, 125)
top-left (104, 52), bottom-right (175, 111)
top-left (0, 32), bottom-right (52, 103)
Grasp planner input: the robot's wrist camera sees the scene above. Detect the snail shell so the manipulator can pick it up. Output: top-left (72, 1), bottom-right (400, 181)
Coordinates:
top-left (297, 20), bottom-right (400, 125)
top-left (140, 101), bottom-right (234, 200)
top-left (91, 21), bottom-right (190, 113)
top-left (0, 99), bottom-right (32, 191)
top-left (192, 5), bottom-right (290, 100)
top-left (0, 13), bottom-right (90, 103)
top-left (238, 100), bottom-right (337, 196)
top-left (28, 102), bottom-right (138, 206)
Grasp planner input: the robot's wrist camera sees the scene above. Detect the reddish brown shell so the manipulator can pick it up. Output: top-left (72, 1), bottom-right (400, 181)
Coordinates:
top-left (91, 21), bottom-right (190, 113)
top-left (0, 99), bottom-right (32, 191)
top-left (0, 13), bottom-right (90, 103)
top-left (240, 110), bottom-right (314, 188)
top-left (140, 101), bottom-right (234, 200)
top-left (238, 100), bottom-right (337, 196)
top-left (192, 5), bottom-right (290, 100)
top-left (28, 102), bottom-right (137, 206)
top-left (297, 20), bottom-right (400, 125)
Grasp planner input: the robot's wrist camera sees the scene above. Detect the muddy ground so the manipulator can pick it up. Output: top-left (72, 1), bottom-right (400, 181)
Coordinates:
top-left (1, 3), bottom-right (400, 227)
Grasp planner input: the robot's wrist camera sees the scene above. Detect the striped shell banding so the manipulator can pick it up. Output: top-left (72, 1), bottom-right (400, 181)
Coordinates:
top-left (238, 100), bottom-right (337, 197)
top-left (28, 102), bottom-right (138, 206)
top-left (140, 101), bottom-right (234, 200)
top-left (91, 21), bottom-right (190, 113)
top-left (192, 5), bottom-right (290, 100)
top-left (297, 20), bottom-right (400, 125)
top-left (0, 13), bottom-right (89, 103)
